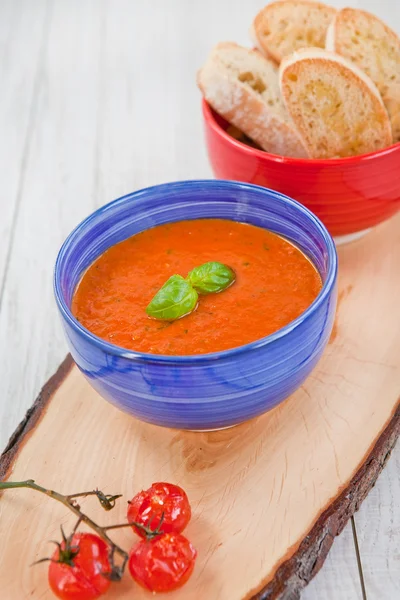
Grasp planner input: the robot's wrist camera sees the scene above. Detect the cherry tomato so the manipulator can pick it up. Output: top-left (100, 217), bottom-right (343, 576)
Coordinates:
top-left (127, 482), bottom-right (191, 537)
top-left (128, 532), bottom-right (197, 592)
top-left (48, 533), bottom-right (111, 600)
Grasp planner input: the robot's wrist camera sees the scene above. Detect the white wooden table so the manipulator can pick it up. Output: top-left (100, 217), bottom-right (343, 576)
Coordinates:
top-left (0, 1), bottom-right (398, 598)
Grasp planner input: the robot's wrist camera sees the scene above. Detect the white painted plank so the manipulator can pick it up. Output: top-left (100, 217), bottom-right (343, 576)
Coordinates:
top-left (0, 1), bottom-right (398, 600)
top-left (351, 0), bottom-right (400, 22)
top-left (355, 446), bottom-right (400, 600)
top-left (0, 0), bottom-right (49, 288)
top-left (0, 0), bottom-right (104, 443)
top-left (303, 521), bottom-right (364, 600)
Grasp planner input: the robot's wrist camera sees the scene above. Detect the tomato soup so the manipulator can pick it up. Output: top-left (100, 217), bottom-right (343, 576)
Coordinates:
top-left (72, 219), bottom-right (322, 355)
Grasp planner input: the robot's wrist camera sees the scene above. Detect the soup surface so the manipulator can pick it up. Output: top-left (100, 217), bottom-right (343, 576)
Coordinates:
top-left (72, 219), bottom-right (322, 355)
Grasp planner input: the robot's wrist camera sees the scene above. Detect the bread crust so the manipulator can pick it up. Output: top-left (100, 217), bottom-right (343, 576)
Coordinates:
top-left (252, 0), bottom-right (337, 64)
top-left (279, 48), bottom-right (393, 158)
top-left (326, 8), bottom-right (400, 141)
top-left (198, 42), bottom-right (309, 158)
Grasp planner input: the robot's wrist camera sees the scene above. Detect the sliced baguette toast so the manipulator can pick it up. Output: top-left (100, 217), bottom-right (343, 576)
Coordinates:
top-left (197, 42), bottom-right (308, 157)
top-left (251, 1), bottom-right (337, 64)
top-left (326, 8), bottom-right (400, 142)
top-left (279, 48), bottom-right (393, 158)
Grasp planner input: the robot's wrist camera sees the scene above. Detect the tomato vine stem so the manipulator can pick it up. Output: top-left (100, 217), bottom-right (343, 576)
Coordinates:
top-left (0, 479), bottom-right (130, 580)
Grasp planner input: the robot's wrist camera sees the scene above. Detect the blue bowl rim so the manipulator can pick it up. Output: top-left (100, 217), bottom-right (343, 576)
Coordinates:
top-left (54, 179), bottom-right (338, 364)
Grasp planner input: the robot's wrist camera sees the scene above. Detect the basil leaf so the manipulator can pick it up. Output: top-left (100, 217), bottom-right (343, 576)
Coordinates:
top-left (187, 262), bottom-right (236, 294)
top-left (146, 275), bottom-right (198, 321)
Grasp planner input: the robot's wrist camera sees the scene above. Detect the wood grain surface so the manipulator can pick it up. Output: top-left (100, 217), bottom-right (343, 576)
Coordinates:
top-left (0, 1), bottom-right (399, 598)
top-left (0, 214), bottom-right (399, 599)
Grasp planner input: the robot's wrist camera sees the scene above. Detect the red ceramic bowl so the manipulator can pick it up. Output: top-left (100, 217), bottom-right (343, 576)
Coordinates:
top-left (202, 99), bottom-right (400, 241)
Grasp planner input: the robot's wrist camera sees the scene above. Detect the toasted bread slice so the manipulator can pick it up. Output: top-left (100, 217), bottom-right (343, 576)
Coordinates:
top-left (197, 42), bottom-right (308, 157)
top-left (279, 48), bottom-right (393, 158)
top-left (251, 1), bottom-right (337, 64)
top-left (326, 8), bottom-right (400, 142)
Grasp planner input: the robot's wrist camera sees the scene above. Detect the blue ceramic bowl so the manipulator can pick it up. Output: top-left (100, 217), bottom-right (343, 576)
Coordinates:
top-left (54, 180), bottom-right (337, 430)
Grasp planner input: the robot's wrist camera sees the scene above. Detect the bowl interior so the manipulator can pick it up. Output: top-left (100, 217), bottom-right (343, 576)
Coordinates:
top-left (203, 99), bottom-right (400, 165)
top-left (55, 180), bottom-right (337, 352)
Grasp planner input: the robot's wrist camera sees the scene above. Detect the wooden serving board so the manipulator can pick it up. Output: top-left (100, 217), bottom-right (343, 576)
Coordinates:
top-left (1, 216), bottom-right (399, 600)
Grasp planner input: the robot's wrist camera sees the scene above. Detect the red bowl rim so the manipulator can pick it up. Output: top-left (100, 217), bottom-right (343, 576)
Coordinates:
top-left (202, 98), bottom-right (400, 166)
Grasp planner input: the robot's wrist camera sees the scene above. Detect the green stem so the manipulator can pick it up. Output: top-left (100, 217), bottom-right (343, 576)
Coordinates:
top-left (104, 521), bottom-right (160, 539)
top-left (104, 521), bottom-right (146, 532)
top-left (66, 491), bottom-right (103, 500)
top-left (0, 479), bottom-right (128, 580)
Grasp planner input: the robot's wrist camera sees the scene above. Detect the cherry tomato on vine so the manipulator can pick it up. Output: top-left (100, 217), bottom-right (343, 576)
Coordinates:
top-left (127, 482), bottom-right (191, 537)
top-left (128, 532), bottom-right (197, 592)
top-left (48, 532), bottom-right (111, 600)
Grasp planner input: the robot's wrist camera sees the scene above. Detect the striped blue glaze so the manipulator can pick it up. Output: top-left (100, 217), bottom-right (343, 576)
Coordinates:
top-left (54, 180), bottom-right (338, 430)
